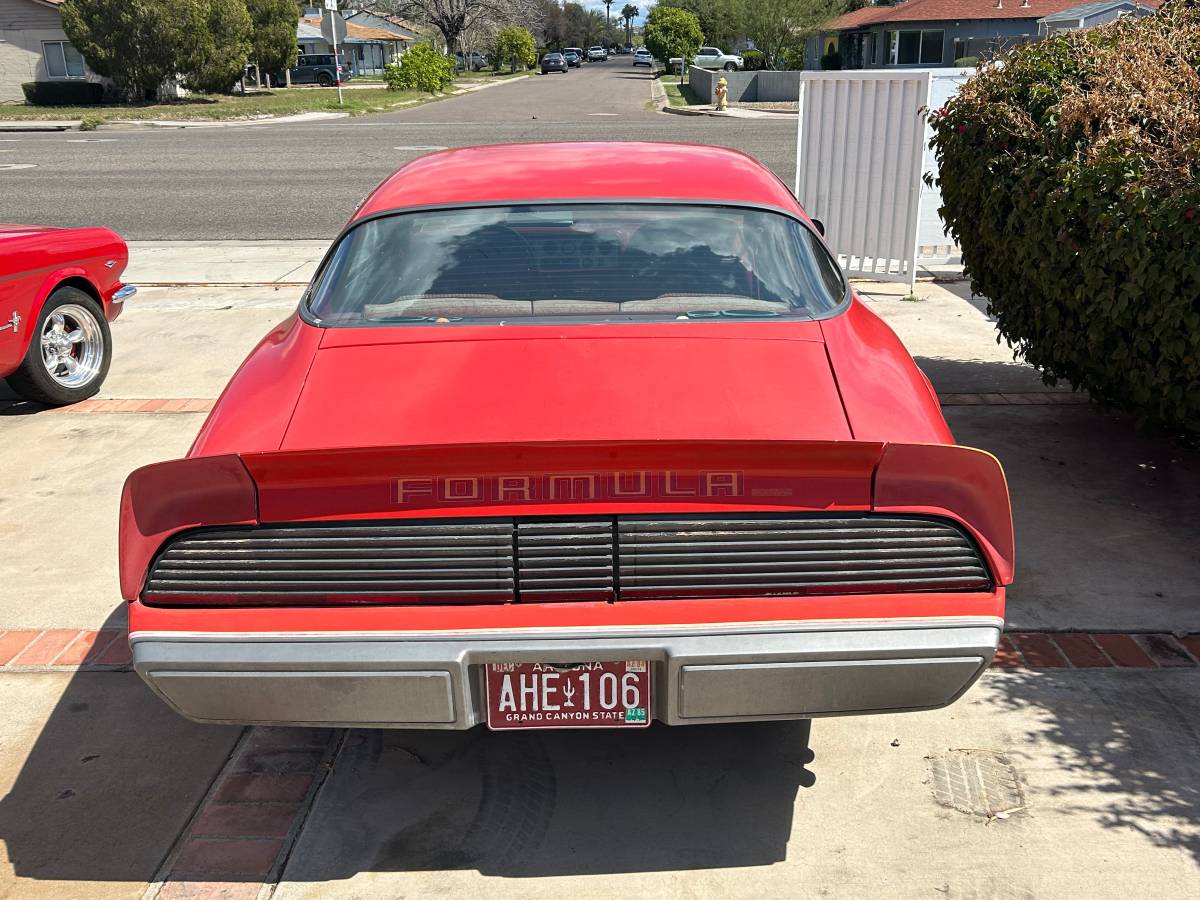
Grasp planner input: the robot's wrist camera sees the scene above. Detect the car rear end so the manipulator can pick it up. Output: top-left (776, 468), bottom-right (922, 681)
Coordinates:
top-left (124, 440), bottom-right (1009, 730)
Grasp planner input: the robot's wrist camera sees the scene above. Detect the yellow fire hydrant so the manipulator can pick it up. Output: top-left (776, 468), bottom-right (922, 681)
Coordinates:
top-left (715, 76), bottom-right (729, 111)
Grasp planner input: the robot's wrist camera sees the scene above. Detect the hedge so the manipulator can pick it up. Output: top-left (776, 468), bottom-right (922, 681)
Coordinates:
top-left (21, 81), bottom-right (104, 105)
top-left (929, 6), bottom-right (1200, 436)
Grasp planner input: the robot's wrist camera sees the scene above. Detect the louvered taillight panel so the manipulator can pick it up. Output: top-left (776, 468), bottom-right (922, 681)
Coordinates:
top-left (143, 521), bottom-right (514, 604)
top-left (516, 520), bottom-right (614, 600)
top-left (616, 517), bottom-right (991, 599)
top-left (143, 515), bottom-right (990, 606)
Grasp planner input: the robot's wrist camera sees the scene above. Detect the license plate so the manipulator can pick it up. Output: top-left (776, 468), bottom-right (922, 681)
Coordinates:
top-left (485, 660), bottom-right (651, 730)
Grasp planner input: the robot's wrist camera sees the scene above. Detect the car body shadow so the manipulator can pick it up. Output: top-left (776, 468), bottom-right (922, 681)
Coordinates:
top-left (282, 719), bottom-right (815, 879)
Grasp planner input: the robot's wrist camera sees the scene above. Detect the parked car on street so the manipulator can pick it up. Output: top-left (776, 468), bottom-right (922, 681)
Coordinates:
top-left (693, 46), bottom-right (744, 71)
top-left (0, 225), bottom-right (135, 405)
top-left (281, 53), bottom-right (352, 86)
top-left (587, 46), bottom-right (608, 61)
top-left (632, 47), bottom-right (652, 67)
top-left (454, 49), bottom-right (490, 71)
top-left (540, 52), bottom-right (568, 74)
top-left (123, 142), bottom-right (1012, 732)
top-left (563, 47), bottom-right (583, 67)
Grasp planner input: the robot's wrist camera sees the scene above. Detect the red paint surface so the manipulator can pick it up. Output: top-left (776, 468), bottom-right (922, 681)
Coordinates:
top-left (284, 327), bottom-right (847, 451)
top-left (0, 225), bottom-right (129, 377)
top-left (129, 591), bottom-right (1006, 634)
top-left (353, 142), bottom-right (805, 221)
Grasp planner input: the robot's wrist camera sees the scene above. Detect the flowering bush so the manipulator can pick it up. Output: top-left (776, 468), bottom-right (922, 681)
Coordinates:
top-left (929, 6), bottom-right (1200, 435)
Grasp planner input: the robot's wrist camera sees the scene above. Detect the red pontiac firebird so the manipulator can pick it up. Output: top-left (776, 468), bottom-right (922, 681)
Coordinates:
top-left (122, 143), bottom-right (1013, 731)
top-left (0, 225), bottom-right (135, 405)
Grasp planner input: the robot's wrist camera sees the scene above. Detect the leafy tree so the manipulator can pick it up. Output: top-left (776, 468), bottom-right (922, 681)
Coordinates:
top-left (247, 0), bottom-right (299, 75)
top-left (620, 4), bottom-right (638, 47)
top-left (182, 0), bottom-right (254, 93)
top-left (384, 41), bottom-right (455, 91)
top-left (494, 25), bottom-right (536, 71)
top-left (643, 5), bottom-right (702, 69)
top-left (61, 0), bottom-right (207, 99)
top-left (740, 0), bottom-right (844, 69)
top-left (660, 0), bottom-right (738, 51)
top-left (385, 0), bottom-right (543, 56)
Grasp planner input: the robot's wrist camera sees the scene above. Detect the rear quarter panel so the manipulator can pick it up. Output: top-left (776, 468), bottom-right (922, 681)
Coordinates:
top-left (820, 296), bottom-right (953, 444)
top-left (0, 227), bottom-right (129, 377)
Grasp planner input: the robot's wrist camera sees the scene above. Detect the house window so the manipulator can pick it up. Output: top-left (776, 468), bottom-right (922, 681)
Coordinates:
top-left (43, 41), bottom-right (86, 79)
top-left (888, 29), bottom-right (944, 65)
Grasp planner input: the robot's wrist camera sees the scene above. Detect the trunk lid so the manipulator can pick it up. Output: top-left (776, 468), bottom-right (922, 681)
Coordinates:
top-left (282, 326), bottom-right (850, 451)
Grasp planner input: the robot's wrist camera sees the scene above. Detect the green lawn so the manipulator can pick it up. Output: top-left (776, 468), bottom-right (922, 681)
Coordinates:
top-left (0, 87), bottom-right (432, 122)
top-left (658, 74), bottom-right (705, 108)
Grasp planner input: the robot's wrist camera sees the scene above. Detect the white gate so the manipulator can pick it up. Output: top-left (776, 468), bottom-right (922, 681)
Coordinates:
top-left (794, 70), bottom-right (969, 285)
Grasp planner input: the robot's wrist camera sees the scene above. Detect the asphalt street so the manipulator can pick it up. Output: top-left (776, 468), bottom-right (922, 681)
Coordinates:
top-left (0, 63), bottom-right (796, 239)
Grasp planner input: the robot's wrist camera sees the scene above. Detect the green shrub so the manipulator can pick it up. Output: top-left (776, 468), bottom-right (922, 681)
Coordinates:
top-left (494, 26), bottom-right (536, 73)
top-left (953, 55), bottom-right (978, 67)
top-left (780, 46), bottom-right (805, 71)
top-left (78, 112), bottom-right (105, 130)
top-left (929, 6), bottom-right (1200, 436)
top-left (21, 80), bottom-right (104, 105)
top-left (819, 49), bottom-right (841, 70)
top-left (384, 43), bottom-right (454, 93)
top-left (742, 49), bottom-right (766, 71)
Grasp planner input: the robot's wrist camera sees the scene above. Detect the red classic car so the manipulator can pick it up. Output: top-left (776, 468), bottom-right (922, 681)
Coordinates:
top-left (0, 225), bottom-right (135, 405)
top-left (121, 143), bottom-right (1013, 731)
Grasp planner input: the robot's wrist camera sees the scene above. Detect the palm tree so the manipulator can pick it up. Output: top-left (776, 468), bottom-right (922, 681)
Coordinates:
top-left (621, 4), bottom-right (638, 48)
top-left (604, 0), bottom-right (613, 28)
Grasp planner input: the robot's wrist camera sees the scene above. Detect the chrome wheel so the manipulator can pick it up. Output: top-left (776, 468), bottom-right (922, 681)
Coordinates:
top-left (40, 303), bottom-right (105, 388)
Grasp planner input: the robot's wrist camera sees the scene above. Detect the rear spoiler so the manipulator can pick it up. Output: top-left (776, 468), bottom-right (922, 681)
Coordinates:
top-left (119, 440), bottom-right (1013, 600)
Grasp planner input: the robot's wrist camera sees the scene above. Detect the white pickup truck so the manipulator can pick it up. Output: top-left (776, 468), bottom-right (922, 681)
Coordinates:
top-left (669, 46), bottom-right (745, 72)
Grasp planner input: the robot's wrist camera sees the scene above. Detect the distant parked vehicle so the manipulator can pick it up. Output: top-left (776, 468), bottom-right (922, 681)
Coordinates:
top-left (541, 52), bottom-right (568, 75)
top-left (563, 48), bottom-right (583, 68)
top-left (281, 53), bottom-right (351, 86)
top-left (455, 50), bottom-right (490, 71)
top-left (587, 46), bottom-right (608, 62)
top-left (632, 48), bottom-right (652, 67)
top-left (693, 46), bottom-right (744, 71)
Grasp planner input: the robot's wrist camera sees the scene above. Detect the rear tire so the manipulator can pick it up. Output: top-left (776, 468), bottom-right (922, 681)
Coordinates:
top-left (5, 287), bottom-right (110, 406)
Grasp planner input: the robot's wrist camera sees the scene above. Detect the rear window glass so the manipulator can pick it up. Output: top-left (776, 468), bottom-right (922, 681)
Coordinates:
top-left (307, 203), bottom-right (846, 326)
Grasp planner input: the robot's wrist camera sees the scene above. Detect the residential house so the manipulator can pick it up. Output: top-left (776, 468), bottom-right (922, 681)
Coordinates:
top-left (1038, 0), bottom-right (1157, 35)
top-left (806, 0), bottom-right (1160, 70)
top-left (298, 10), bottom-right (411, 76)
top-left (0, 0), bottom-right (100, 102)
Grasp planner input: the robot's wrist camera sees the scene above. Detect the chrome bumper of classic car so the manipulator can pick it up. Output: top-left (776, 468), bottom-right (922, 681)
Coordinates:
top-left (131, 618), bottom-right (1001, 729)
top-left (112, 284), bottom-right (138, 304)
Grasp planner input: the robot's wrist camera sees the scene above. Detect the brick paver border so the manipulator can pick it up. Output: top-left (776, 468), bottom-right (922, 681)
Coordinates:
top-left (143, 727), bottom-right (344, 900)
top-left (0, 393), bottom-right (1092, 416)
top-left (3, 627), bottom-right (1198, 674)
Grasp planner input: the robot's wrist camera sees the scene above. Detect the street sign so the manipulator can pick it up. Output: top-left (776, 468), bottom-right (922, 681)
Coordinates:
top-left (324, 0), bottom-right (337, 9)
top-left (320, 11), bottom-right (347, 45)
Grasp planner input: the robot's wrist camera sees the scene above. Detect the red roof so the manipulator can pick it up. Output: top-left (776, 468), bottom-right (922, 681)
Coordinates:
top-left (825, 0), bottom-right (1158, 30)
top-left (354, 142), bottom-right (801, 219)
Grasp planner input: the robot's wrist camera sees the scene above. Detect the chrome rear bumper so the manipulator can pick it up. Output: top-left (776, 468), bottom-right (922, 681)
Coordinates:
top-left (131, 618), bottom-right (1001, 729)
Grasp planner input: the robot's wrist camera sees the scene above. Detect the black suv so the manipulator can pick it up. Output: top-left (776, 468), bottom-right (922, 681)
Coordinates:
top-left (282, 53), bottom-right (352, 86)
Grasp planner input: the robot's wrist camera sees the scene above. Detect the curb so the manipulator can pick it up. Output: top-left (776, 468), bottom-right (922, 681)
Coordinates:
top-left (660, 104), bottom-right (709, 116)
top-left (3, 627), bottom-right (1199, 675)
top-left (0, 121), bottom-right (77, 132)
